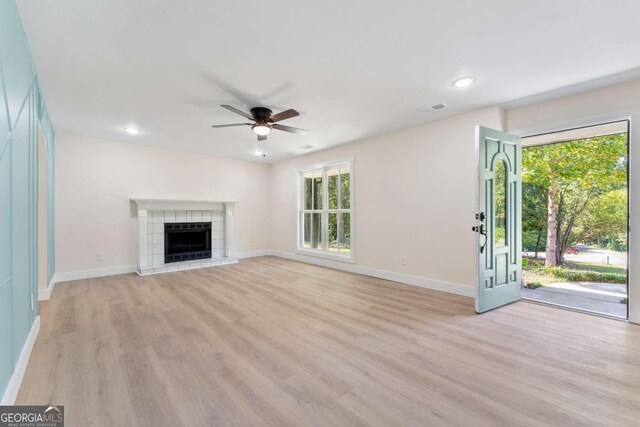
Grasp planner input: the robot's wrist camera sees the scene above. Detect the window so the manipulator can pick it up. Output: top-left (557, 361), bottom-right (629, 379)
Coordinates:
top-left (298, 159), bottom-right (353, 261)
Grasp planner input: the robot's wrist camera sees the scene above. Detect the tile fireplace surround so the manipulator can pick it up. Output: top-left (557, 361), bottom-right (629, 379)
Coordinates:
top-left (131, 199), bottom-right (238, 275)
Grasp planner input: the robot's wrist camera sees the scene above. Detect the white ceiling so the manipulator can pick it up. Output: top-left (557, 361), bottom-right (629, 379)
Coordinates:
top-left (17, 0), bottom-right (640, 162)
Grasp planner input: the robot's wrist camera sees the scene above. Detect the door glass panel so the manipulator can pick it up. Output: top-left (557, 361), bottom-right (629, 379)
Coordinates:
top-left (495, 160), bottom-right (507, 247)
top-left (328, 168), bottom-right (339, 209)
top-left (340, 167), bottom-right (350, 209)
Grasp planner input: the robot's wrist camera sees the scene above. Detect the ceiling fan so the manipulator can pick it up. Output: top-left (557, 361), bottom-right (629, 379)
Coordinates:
top-left (211, 105), bottom-right (308, 141)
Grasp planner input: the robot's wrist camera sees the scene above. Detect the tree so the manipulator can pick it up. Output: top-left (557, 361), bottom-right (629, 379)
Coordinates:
top-left (522, 134), bottom-right (627, 266)
top-left (577, 189), bottom-right (628, 249)
top-left (522, 182), bottom-right (548, 258)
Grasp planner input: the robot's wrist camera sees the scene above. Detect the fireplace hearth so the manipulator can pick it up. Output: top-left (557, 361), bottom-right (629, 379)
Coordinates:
top-left (164, 222), bottom-right (211, 263)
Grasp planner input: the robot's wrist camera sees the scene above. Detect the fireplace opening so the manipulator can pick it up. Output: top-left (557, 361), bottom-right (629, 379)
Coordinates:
top-left (165, 222), bottom-right (212, 263)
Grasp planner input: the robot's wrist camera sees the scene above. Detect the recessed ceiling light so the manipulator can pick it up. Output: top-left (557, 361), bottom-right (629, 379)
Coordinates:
top-left (124, 127), bottom-right (140, 135)
top-left (452, 76), bottom-right (476, 88)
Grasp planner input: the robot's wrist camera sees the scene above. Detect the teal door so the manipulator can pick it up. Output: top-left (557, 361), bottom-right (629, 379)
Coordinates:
top-left (475, 126), bottom-right (522, 313)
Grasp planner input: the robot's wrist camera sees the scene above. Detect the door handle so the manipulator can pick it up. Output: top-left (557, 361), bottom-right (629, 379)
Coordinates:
top-left (473, 212), bottom-right (487, 253)
top-left (478, 224), bottom-right (487, 253)
top-left (472, 224), bottom-right (488, 253)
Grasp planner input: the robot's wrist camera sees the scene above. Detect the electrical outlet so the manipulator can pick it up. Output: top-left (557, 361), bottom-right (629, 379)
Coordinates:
top-left (97, 252), bottom-right (105, 261)
top-left (400, 256), bottom-right (407, 266)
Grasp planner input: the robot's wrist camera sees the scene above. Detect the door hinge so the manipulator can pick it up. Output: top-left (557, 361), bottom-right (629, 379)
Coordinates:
top-left (31, 293), bottom-right (34, 311)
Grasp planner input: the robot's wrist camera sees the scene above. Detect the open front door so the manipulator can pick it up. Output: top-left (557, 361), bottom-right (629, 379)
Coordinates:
top-left (475, 126), bottom-right (522, 313)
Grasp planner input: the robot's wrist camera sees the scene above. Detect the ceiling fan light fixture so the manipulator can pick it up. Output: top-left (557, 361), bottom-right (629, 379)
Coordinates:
top-left (252, 124), bottom-right (271, 136)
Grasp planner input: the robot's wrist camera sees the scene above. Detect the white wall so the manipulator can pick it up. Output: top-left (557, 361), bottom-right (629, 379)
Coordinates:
top-left (506, 79), bottom-right (640, 323)
top-left (54, 78), bottom-right (640, 322)
top-left (55, 133), bottom-right (271, 276)
top-left (269, 107), bottom-right (504, 296)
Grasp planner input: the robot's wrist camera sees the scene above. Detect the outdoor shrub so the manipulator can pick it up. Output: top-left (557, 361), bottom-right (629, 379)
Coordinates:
top-left (544, 266), bottom-right (626, 284)
top-left (521, 258), bottom-right (529, 269)
top-left (525, 281), bottom-right (541, 289)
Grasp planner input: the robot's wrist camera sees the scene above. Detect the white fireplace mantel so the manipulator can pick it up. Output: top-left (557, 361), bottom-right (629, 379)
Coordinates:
top-left (131, 199), bottom-right (238, 275)
top-left (131, 199), bottom-right (237, 212)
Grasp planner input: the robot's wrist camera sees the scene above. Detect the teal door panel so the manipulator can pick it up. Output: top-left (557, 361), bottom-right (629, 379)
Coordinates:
top-left (0, 0), bottom-right (55, 397)
top-left (0, 283), bottom-right (13, 395)
top-left (0, 138), bottom-right (13, 395)
top-left (475, 126), bottom-right (522, 313)
top-left (1, 139), bottom-right (11, 278)
top-left (10, 92), bottom-right (34, 360)
top-left (0, 0), bottom-right (55, 400)
top-left (0, 0), bottom-right (35, 126)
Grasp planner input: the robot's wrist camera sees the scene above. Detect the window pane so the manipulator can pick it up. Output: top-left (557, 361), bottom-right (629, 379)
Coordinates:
top-left (303, 174), bottom-right (313, 210)
top-left (328, 213), bottom-right (338, 252)
top-left (328, 168), bottom-right (339, 210)
top-left (495, 160), bottom-right (507, 247)
top-left (340, 167), bottom-right (350, 209)
top-left (303, 213), bottom-right (311, 248)
top-left (311, 213), bottom-right (322, 249)
top-left (313, 171), bottom-right (323, 210)
top-left (338, 213), bottom-right (351, 253)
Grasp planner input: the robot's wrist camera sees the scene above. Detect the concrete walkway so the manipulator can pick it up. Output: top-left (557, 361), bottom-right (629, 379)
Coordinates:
top-left (522, 281), bottom-right (627, 318)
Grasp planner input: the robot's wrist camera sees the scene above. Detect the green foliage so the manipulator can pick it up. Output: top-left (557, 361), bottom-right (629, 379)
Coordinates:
top-left (525, 282), bottom-right (542, 289)
top-left (571, 262), bottom-right (626, 275)
top-left (523, 230), bottom-right (547, 253)
top-left (544, 266), bottom-right (626, 284)
top-left (522, 134), bottom-right (627, 263)
top-left (494, 160), bottom-right (507, 246)
top-left (578, 189), bottom-right (628, 250)
top-left (523, 135), bottom-right (627, 190)
top-left (327, 171), bottom-right (351, 252)
top-left (523, 257), bottom-right (626, 285)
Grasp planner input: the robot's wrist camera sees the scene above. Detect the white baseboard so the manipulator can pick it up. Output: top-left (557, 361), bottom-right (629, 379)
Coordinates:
top-left (236, 250), bottom-right (272, 259)
top-left (52, 253), bottom-right (270, 283)
top-left (54, 265), bottom-right (138, 283)
top-left (38, 277), bottom-right (56, 301)
top-left (267, 250), bottom-right (475, 298)
top-left (49, 251), bottom-right (474, 298)
top-left (1, 316), bottom-right (40, 405)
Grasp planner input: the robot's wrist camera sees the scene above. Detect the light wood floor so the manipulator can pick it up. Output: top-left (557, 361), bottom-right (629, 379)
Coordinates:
top-left (17, 257), bottom-right (640, 426)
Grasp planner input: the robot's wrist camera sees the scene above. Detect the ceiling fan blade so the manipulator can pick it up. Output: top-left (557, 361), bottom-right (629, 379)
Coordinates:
top-left (272, 123), bottom-right (308, 135)
top-left (211, 123), bottom-right (251, 128)
top-left (220, 105), bottom-right (254, 120)
top-left (269, 109), bottom-right (300, 123)
top-left (258, 134), bottom-right (267, 141)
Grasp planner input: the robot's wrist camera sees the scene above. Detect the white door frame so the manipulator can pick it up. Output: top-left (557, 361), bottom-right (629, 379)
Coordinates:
top-left (508, 110), bottom-right (637, 324)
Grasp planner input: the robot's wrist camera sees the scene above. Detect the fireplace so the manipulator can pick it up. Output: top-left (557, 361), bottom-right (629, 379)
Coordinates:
top-left (164, 222), bottom-right (211, 263)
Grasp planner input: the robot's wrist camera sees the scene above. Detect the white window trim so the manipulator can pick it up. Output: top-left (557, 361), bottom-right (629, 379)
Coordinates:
top-left (296, 157), bottom-right (355, 263)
